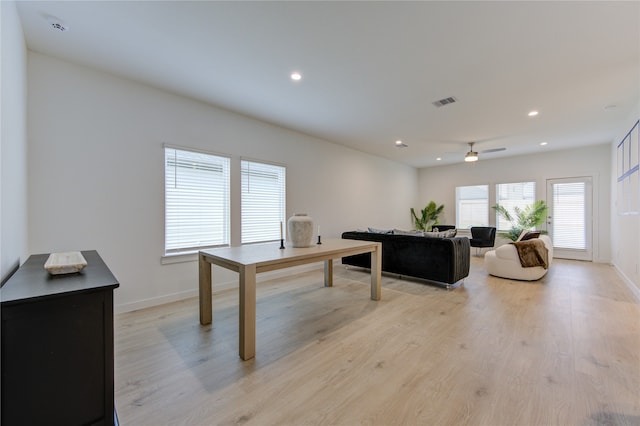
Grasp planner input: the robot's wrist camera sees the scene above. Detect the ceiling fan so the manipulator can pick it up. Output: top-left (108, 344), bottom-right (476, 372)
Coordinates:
top-left (464, 142), bottom-right (506, 162)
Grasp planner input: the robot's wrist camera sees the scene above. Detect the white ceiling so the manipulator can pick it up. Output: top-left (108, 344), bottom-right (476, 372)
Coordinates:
top-left (15, 1), bottom-right (640, 168)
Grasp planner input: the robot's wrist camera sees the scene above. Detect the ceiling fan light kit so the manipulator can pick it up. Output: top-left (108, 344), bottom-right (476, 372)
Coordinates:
top-left (462, 141), bottom-right (506, 162)
top-left (465, 142), bottom-right (479, 162)
top-left (464, 152), bottom-right (479, 162)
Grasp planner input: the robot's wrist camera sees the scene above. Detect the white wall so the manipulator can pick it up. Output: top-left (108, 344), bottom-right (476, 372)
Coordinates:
top-left (610, 101), bottom-right (640, 296)
top-left (0, 0), bottom-right (28, 283)
top-left (417, 144), bottom-right (612, 262)
top-left (27, 52), bottom-right (417, 312)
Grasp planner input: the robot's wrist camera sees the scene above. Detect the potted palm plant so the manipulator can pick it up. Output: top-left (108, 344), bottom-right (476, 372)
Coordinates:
top-left (410, 201), bottom-right (444, 231)
top-left (493, 200), bottom-right (548, 241)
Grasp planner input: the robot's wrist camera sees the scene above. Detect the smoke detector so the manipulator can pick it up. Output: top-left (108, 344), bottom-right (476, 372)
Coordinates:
top-left (45, 15), bottom-right (69, 32)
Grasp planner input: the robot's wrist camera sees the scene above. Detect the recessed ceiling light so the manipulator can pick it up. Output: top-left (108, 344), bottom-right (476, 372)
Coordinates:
top-left (290, 72), bottom-right (302, 81)
top-left (436, 157), bottom-right (442, 161)
top-left (528, 111), bottom-right (539, 117)
top-left (395, 140), bottom-right (408, 148)
top-left (540, 142), bottom-right (548, 146)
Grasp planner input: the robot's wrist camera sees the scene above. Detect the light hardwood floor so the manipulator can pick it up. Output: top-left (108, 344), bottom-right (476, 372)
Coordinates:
top-left (115, 257), bottom-right (640, 425)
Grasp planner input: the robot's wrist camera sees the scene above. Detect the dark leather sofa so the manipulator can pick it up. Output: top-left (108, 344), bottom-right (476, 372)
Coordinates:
top-left (341, 231), bottom-right (470, 288)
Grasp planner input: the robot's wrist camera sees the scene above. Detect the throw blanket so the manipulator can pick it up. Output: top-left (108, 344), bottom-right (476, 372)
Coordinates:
top-left (511, 239), bottom-right (549, 269)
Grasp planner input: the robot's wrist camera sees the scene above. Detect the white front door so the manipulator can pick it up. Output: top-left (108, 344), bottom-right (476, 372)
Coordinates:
top-left (546, 177), bottom-right (593, 261)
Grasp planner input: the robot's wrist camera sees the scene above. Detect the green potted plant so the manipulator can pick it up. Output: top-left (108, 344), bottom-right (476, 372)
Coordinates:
top-left (410, 201), bottom-right (444, 231)
top-left (493, 200), bottom-right (548, 241)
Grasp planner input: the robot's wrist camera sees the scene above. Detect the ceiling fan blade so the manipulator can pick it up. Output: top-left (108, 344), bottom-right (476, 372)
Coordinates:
top-left (480, 147), bottom-right (506, 154)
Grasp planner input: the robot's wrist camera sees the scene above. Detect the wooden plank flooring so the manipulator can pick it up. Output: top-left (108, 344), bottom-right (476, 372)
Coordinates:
top-left (115, 257), bottom-right (640, 425)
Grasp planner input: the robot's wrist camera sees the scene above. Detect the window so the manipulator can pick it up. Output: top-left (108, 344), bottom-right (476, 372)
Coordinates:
top-left (241, 160), bottom-right (286, 244)
top-left (616, 120), bottom-right (639, 214)
top-left (456, 185), bottom-right (488, 228)
top-left (495, 182), bottom-right (535, 231)
top-left (164, 147), bottom-right (230, 254)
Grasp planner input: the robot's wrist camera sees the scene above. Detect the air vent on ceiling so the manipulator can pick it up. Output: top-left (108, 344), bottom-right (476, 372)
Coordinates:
top-left (432, 97), bottom-right (457, 108)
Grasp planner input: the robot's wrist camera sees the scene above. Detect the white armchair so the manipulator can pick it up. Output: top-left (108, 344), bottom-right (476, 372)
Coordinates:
top-left (484, 235), bottom-right (553, 281)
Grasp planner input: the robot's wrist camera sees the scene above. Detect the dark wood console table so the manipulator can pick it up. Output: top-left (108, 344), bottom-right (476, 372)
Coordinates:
top-left (1, 250), bottom-right (119, 426)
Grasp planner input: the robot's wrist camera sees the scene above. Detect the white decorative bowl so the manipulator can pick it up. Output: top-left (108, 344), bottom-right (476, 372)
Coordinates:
top-left (44, 251), bottom-right (88, 275)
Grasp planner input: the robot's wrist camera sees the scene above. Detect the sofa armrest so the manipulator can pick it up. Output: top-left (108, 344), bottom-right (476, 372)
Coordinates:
top-left (539, 235), bottom-right (553, 262)
top-left (448, 237), bottom-right (471, 283)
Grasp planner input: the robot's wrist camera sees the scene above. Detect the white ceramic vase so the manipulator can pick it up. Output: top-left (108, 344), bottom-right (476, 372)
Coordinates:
top-left (288, 213), bottom-right (314, 247)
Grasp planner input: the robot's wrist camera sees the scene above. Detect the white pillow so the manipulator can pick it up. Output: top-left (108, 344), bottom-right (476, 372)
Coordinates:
top-left (393, 228), bottom-right (424, 236)
top-left (368, 227), bottom-right (392, 234)
top-left (424, 231), bottom-right (448, 238)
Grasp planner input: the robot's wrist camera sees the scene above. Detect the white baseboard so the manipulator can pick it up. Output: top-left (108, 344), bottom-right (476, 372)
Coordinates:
top-left (114, 262), bottom-right (326, 314)
top-left (115, 288), bottom-right (199, 314)
top-left (612, 263), bottom-right (640, 302)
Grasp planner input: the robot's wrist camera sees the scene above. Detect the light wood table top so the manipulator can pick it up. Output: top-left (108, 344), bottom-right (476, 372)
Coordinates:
top-left (199, 238), bottom-right (381, 272)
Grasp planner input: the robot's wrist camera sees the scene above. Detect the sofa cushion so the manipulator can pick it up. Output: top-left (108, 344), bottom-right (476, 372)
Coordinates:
top-left (521, 231), bottom-right (541, 241)
top-left (516, 230), bottom-right (541, 241)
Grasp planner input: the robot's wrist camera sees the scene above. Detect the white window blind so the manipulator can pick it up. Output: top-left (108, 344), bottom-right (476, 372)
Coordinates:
top-left (164, 147), bottom-right (230, 254)
top-left (456, 185), bottom-right (488, 228)
top-left (241, 160), bottom-right (286, 244)
top-left (496, 182), bottom-right (535, 230)
top-left (552, 182), bottom-right (586, 250)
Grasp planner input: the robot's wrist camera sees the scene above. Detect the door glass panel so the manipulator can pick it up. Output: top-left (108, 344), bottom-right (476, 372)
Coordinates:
top-left (552, 182), bottom-right (586, 250)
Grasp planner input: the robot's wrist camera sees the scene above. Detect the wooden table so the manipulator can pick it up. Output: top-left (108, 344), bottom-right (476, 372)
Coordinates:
top-left (199, 238), bottom-right (382, 360)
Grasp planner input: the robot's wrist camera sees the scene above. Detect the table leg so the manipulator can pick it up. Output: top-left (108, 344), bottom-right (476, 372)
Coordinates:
top-left (324, 259), bottom-right (333, 287)
top-left (370, 246), bottom-right (382, 300)
top-left (199, 253), bottom-right (212, 325)
top-left (239, 263), bottom-right (257, 360)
